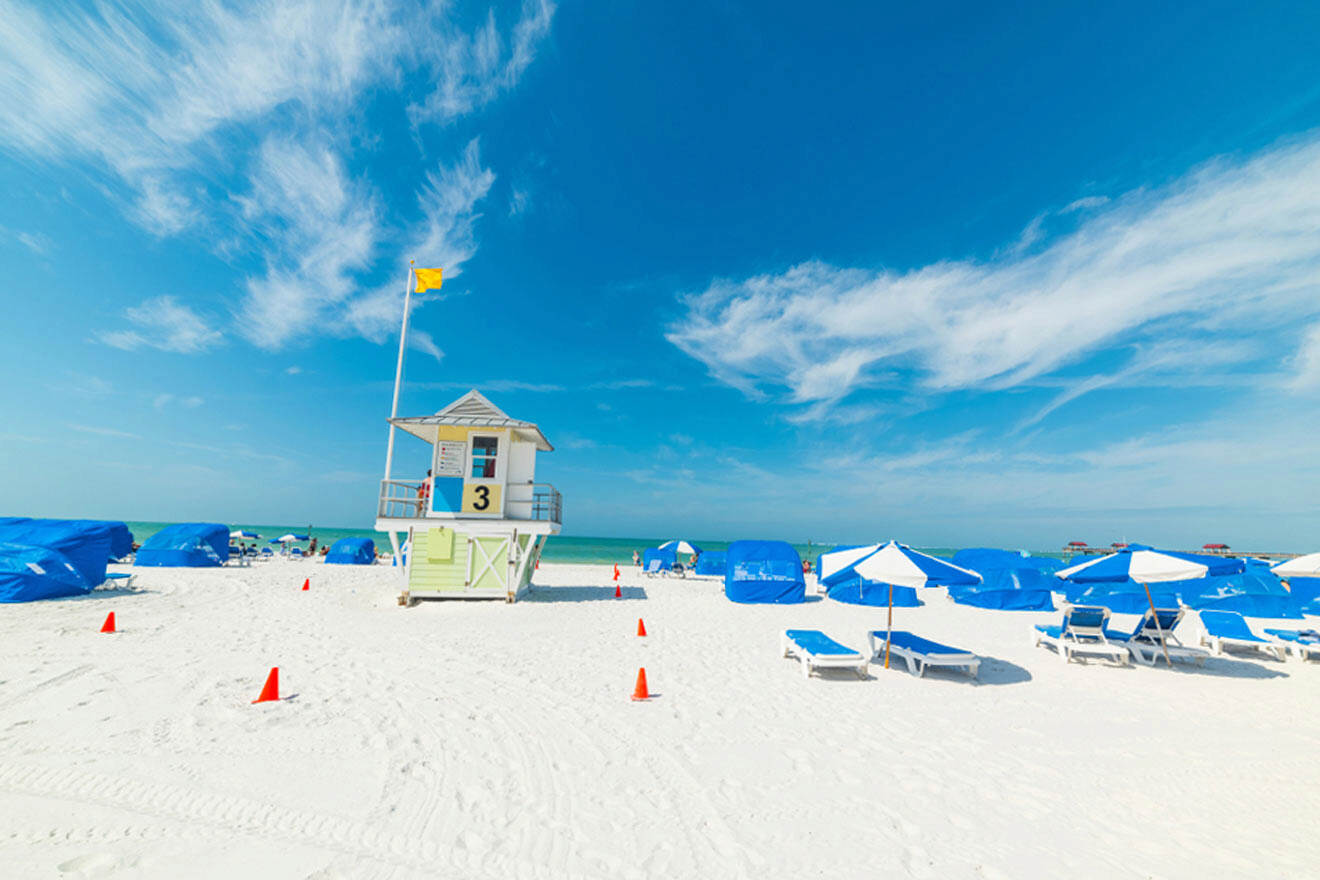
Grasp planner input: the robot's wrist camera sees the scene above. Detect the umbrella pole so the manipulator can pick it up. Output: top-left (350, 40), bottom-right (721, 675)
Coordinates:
top-left (1140, 580), bottom-right (1172, 667)
top-left (885, 582), bottom-right (893, 669)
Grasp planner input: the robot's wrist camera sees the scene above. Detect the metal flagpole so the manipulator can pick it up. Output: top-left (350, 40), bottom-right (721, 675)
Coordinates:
top-left (383, 260), bottom-right (415, 483)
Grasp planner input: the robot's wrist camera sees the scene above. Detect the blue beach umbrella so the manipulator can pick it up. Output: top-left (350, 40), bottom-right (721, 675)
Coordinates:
top-left (230, 530), bottom-right (260, 539)
top-left (1056, 547), bottom-right (1210, 664)
top-left (848, 541), bottom-right (982, 669)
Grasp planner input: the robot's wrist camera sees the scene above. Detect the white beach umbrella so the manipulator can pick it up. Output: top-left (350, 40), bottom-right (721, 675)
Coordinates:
top-left (1056, 548), bottom-right (1207, 665)
top-left (658, 540), bottom-right (701, 555)
top-left (848, 542), bottom-right (982, 669)
top-left (1271, 552), bottom-right (1320, 579)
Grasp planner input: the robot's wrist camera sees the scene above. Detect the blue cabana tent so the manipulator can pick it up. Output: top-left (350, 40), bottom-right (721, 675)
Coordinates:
top-left (693, 550), bottom-right (726, 576)
top-left (135, 523), bottom-right (229, 567)
top-left (0, 520), bottom-right (111, 587)
top-left (69, 520), bottom-right (134, 560)
top-left (642, 546), bottom-right (676, 570)
top-left (325, 537), bottom-right (376, 565)
top-left (0, 542), bottom-right (92, 602)
top-left (724, 540), bottom-right (805, 604)
top-left (946, 548), bottom-right (1058, 611)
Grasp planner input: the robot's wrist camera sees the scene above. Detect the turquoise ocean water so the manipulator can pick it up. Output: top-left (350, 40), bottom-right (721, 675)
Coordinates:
top-left (122, 521), bottom-right (1053, 565)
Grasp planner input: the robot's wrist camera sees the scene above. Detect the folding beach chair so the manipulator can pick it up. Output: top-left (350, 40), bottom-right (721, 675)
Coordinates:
top-left (643, 558), bottom-right (663, 577)
top-left (1104, 607), bottom-right (1208, 667)
top-left (102, 572), bottom-right (135, 589)
top-left (781, 629), bottom-right (869, 679)
top-left (1033, 605), bottom-right (1130, 665)
top-left (1198, 611), bottom-right (1287, 661)
top-left (1263, 628), bottom-right (1320, 662)
top-left (867, 630), bottom-right (979, 678)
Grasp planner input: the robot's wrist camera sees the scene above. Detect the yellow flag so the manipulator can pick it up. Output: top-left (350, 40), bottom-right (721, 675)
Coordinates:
top-left (414, 267), bottom-right (443, 293)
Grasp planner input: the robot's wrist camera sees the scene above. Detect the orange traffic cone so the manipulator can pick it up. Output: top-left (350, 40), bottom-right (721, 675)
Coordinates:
top-left (252, 667), bottom-right (280, 704)
top-left (631, 667), bottom-right (650, 701)
top-left (99, 612), bottom-right (116, 634)
top-left (614, 582), bottom-right (622, 598)
top-left (636, 618), bottom-right (647, 637)
top-left (613, 564), bottom-right (620, 581)
top-left (301, 578), bottom-right (309, 591)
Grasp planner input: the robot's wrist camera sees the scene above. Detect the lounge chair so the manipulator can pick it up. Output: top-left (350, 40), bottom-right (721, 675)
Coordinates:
top-left (1033, 605), bottom-right (1129, 665)
top-left (1104, 607), bottom-right (1208, 667)
top-left (1262, 628), bottom-right (1320, 662)
top-left (671, 562), bottom-right (686, 578)
top-left (643, 559), bottom-right (663, 577)
top-left (781, 629), bottom-right (869, 679)
top-left (102, 572), bottom-right (135, 589)
top-left (1198, 611), bottom-right (1287, 661)
top-left (867, 630), bottom-right (979, 678)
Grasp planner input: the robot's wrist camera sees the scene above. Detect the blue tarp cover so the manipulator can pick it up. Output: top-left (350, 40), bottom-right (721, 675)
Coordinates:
top-left (135, 523), bottom-right (229, 567)
top-left (642, 547), bottom-right (676, 570)
top-left (951, 548), bottom-right (1062, 575)
top-left (724, 540), bottom-right (805, 604)
top-left (0, 542), bottom-right (92, 602)
top-left (1288, 577), bottom-right (1320, 612)
top-left (325, 537), bottom-right (376, 565)
top-left (0, 518), bottom-right (134, 561)
top-left (1064, 584), bottom-right (1180, 614)
top-left (693, 550), bottom-right (726, 576)
top-left (947, 549), bottom-right (1058, 611)
top-left (0, 520), bottom-right (111, 587)
top-left (826, 577), bottom-right (921, 607)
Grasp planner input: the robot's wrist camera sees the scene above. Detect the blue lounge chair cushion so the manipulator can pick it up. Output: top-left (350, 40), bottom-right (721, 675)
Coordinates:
top-left (1034, 624), bottom-right (1063, 637)
top-left (785, 629), bottom-right (859, 656)
top-left (1066, 606), bottom-right (1109, 628)
top-left (1200, 610), bottom-right (1267, 643)
top-left (1265, 628), bottom-right (1320, 644)
top-left (872, 630), bottom-right (970, 656)
top-left (104, 572), bottom-right (132, 581)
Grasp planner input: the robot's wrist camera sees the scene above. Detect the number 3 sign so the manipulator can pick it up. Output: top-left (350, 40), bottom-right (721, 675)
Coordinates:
top-left (461, 483), bottom-right (501, 514)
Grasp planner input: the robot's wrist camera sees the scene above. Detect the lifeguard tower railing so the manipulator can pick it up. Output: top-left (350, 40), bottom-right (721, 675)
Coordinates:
top-left (377, 478), bottom-right (563, 524)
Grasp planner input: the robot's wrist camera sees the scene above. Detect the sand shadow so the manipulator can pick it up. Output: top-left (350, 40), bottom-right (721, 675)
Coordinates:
top-left (527, 585), bottom-right (650, 602)
top-left (968, 656), bottom-right (1032, 686)
top-left (799, 666), bottom-right (873, 682)
top-left (1169, 655), bottom-right (1290, 679)
top-left (69, 586), bottom-right (157, 600)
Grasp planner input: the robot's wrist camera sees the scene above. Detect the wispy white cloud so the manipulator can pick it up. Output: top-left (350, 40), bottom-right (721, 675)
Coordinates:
top-left (1290, 322), bottom-right (1320, 390)
top-left (0, 225), bottom-right (53, 255)
top-left (237, 136), bottom-right (379, 349)
top-left (101, 295), bottom-right (223, 353)
top-left (409, 0), bottom-right (555, 123)
top-left (409, 329), bottom-right (445, 363)
top-left (0, 0), bottom-right (399, 214)
top-left (1, 0), bottom-right (553, 353)
top-left (346, 139), bottom-right (495, 344)
top-left (671, 134), bottom-right (1320, 419)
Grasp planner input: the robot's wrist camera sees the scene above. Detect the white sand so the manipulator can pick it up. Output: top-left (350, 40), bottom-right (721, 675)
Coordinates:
top-left (1, 560), bottom-right (1318, 879)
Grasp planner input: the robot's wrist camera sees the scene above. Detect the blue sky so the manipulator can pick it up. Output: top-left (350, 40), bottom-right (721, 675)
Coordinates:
top-left (2, 0), bottom-right (1320, 550)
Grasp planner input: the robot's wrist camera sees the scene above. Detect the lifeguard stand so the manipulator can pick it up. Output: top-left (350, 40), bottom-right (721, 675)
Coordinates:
top-left (375, 390), bottom-right (562, 603)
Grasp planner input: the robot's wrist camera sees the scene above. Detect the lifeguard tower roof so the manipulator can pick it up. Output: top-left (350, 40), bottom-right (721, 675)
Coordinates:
top-left (388, 389), bottom-right (553, 451)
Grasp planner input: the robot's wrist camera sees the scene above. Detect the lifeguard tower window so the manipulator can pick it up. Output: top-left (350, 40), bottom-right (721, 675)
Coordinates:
top-left (471, 436), bottom-right (498, 478)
